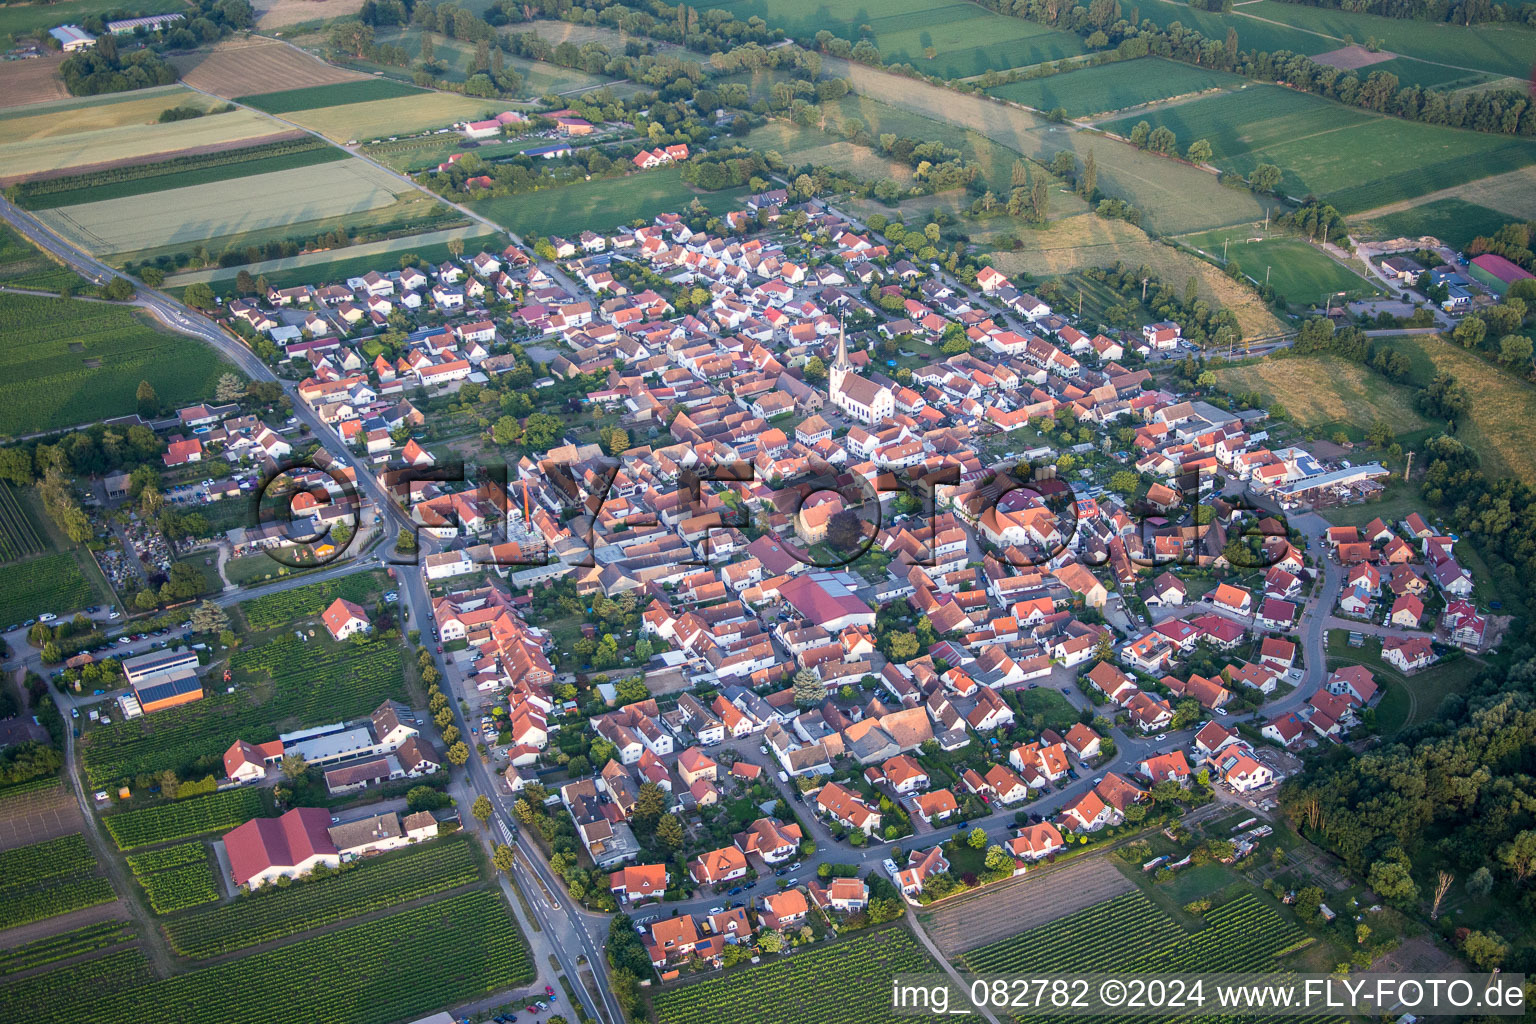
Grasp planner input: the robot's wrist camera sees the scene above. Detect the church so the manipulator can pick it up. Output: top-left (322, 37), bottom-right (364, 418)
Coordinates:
top-left (827, 328), bottom-right (893, 425)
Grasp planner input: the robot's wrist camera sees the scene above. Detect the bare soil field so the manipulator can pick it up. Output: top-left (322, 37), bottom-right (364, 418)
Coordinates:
top-left (0, 782), bottom-right (82, 852)
top-left (0, 55), bottom-right (68, 109)
top-left (251, 0), bottom-right (364, 29)
top-left (921, 855), bottom-right (1133, 956)
top-left (1312, 44), bottom-right (1395, 71)
top-left (988, 212), bottom-right (1287, 340)
top-left (169, 37), bottom-right (366, 96)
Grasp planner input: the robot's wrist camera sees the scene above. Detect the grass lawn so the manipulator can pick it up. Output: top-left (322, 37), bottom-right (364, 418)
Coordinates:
top-left (0, 293), bottom-right (233, 438)
top-left (1176, 228), bottom-right (1380, 307)
top-left (1213, 355), bottom-right (1427, 442)
top-left (1354, 198), bottom-right (1515, 252)
top-left (988, 58), bottom-right (1244, 118)
top-left (1012, 687), bottom-right (1081, 732)
top-left (1318, 477), bottom-right (1423, 530)
top-left (469, 166), bottom-right (749, 238)
top-left (1325, 631), bottom-right (1485, 736)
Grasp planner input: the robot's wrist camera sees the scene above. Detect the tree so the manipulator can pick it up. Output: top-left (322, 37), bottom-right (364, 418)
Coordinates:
top-left (1355, 922), bottom-right (1371, 945)
top-left (189, 600), bottom-right (229, 634)
top-left (656, 813), bottom-right (684, 849)
top-left (183, 282), bottom-right (215, 309)
top-left (1080, 149), bottom-right (1096, 199)
top-left (967, 827), bottom-right (987, 849)
top-left (1367, 859), bottom-right (1418, 908)
top-left (1129, 121), bottom-right (1150, 148)
top-left (603, 427), bottom-right (630, 456)
top-left (1461, 930), bottom-right (1508, 971)
top-left (1496, 830), bottom-right (1536, 883)
top-left (1498, 333), bottom-right (1532, 366)
top-left (493, 843), bottom-right (515, 874)
top-left (135, 380), bottom-right (158, 419)
top-left (1148, 125), bottom-right (1177, 155)
top-left (215, 373), bottom-right (245, 402)
top-left (1249, 163), bottom-right (1282, 193)
top-left (1431, 869), bottom-right (1454, 917)
top-left (984, 844), bottom-right (1012, 872)
top-left (1186, 138), bottom-right (1213, 164)
top-left (102, 277), bottom-right (134, 301)
top-left (758, 931), bottom-right (783, 953)
top-left (472, 794), bottom-right (493, 824)
top-left (1452, 316), bottom-right (1486, 349)
top-left (803, 356), bottom-right (827, 383)
top-left (885, 631), bottom-right (919, 662)
top-left (446, 742), bottom-right (470, 765)
top-left (1110, 470), bottom-right (1140, 495)
top-left (1466, 866), bottom-right (1494, 898)
top-left (280, 753), bottom-right (308, 781)
top-left (792, 667), bottom-right (823, 707)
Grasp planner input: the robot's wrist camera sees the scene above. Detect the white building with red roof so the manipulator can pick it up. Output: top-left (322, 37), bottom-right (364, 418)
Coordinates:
top-left (223, 807), bottom-right (339, 889)
top-left (321, 598), bottom-right (371, 641)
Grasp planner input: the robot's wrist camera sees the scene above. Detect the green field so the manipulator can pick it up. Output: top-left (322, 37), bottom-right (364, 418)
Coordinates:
top-left (80, 631), bottom-right (406, 787)
top-left (18, 140), bottom-right (349, 211)
top-left (279, 92), bottom-right (501, 143)
top-left (103, 788), bottom-right (271, 851)
top-left (2, 889), bottom-right (533, 1024)
top-left (470, 165), bottom-right (750, 238)
top-left (1357, 198), bottom-right (1515, 251)
top-left (0, 921), bottom-right (135, 977)
top-left (184, 230), bottom-right (501, 296)
top-left (238, 78), bottom-right (429, 113)
top-left (1177, 227), bottom-right (1380, 305)
top-left (710, 0), bottom-right (1085, 78)
top-left (988, 58), bottom-right (1244, 118)
top-left (0, 480), bottom-right (47, 564)
top-left (0, 833), bottom-right (115, 931)
top-left (0, 222), bottom-right (88, 292)
top-left (653, 923), bottom-right (954, 1024)
top-left (239, 572), bottom-right (385, 630)
top-left (356, 28), bottom-right (614, 95)
top-left (744, 120), bottom-right (916, 186)
top-left (163, 837), bottom-right (480, 958)
top-left (0, 551), bottom-right (102, 628)
top-left (0, 0), bottom-right (185, 49)
top-left (0, 293), bottom-right (231, 437)
top-left (1099, 84), bottom-right (1536, 214)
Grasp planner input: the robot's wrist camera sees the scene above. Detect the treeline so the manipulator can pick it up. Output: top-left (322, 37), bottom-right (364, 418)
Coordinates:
top-left (1468, 221), bottom-right (1536, 272)
top-left (1271, 0), bottom-right (1536, 27)
top-left (677, 145), bottom-right (767, 190)
top-left (547, 0), bottom-right (781, 55)
top-left (972, 0), bottom-right (1536, 137)
top-left (1093, 261), bottom-right (1241, 346)
top-left (157, 103), bottom-right (232, 122)
top-left (60, 39), bottom-right (175, 96)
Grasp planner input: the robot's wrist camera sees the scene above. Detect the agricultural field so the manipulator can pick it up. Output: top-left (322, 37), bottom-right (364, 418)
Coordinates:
top-left (239, 570), bottom-right (386, 631)
top-left (163, 837), bottom-right (480, 958)
top-left (1355, 198), bottom-right (1514, 251)
top-left (520, 18), bottom-right (695, 61)
top-left (16, 137), bottom-right (346, 211)
top-left (6, 889), bottom-right (533, 1024)
top-left (0, 92), bottom-right (285, 183)
top-left (652, 923), bottom-right (955, 1024)
top-left (963, 889), bottom-right (1316, 983)
top-left (0, 552), bottom-right (101, 628)
top-left (471, 165), bottom-right (750, 238)
top-left (175, 227), bottom-right (499, 292)
top-left (0, 54), bottom-right (69, 109)
top-left (0, 293), bottom-right (232, 437)
top-left (0, 481), bottom-right (46, 564)
top-left (0, 833), bottom-right (115, 931)
top-left (923, 856), bottom-right (1133, 956)
top-left (1098, 84), bottom-right (1536, 215)
top-left (1176, 227), bottom-right (1380, 306)
top-left (266, 88), bottom-right (506, 143)
top-left (829, 56), bottom-right (1274, 234)
top-left (1348, 165), bottom-right (1536, 235)
top-left (984, 212), bottom-right (1286, 340)
top-left (989, 58), bottom-right (1244, 119)
top-left (0, 921), bottom-right (135, 977)
top-left (250, 0), bottom-right (365, 30)
top-left (80, 633), bottom-right (406, 787)
top-left (0, 0), bottom-right (186, 50)
top-left (710, 0), bottom-right (1085, 78)
top-left (37, 159), bottom-right (418, 257)
top-left (1213, 355), bottom-right (1428, 442)
top-left (1374, 333), bottom-right (1536, 481)
top-left (128, 840), bottom-right (221, 914)
top-left (170, 37), bottom-right (367, 97)
top-left (0, 221), bottom-right (86, 292)
top-left (239, 78), bottom-right (431, 115)
top-left (360, 28), bottom-right (615, 95)
top-left (744, 120), bottom-right (915, 186)
top-left (102, 789), bottom-right (271, 852)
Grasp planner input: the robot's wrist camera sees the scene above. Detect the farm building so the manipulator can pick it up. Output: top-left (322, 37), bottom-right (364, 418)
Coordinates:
top-left (1468, 253), bottom-right (1534, 296)
top-left (48, 25), bottom-right (96, 50)
top-left (106, 13), bottom-right (184, 33)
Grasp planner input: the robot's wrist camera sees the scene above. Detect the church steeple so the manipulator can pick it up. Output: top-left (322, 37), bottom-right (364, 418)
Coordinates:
top-left (828, 315), bottom-right (849, 399)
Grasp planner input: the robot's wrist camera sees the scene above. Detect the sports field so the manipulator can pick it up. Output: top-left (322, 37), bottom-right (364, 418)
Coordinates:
top-left (1214, 355), bottom-right (1427, 441)
top-left (470, 166), bottom-right (749, 238)
top-left (710, 0), bottom-right (1084, 78)
top-left (989, 58), bottom-right (1244, 118)
top-left (829, 57), bottom-right (1274, 234)
top-left (277, 92), bottom-right (503, 142)
top-left (0, 106), bottom-right (286, 183)
top-left (1098, 84), bottom-right (1536, 214)
top-left (171, 37), bottom-right (367, 97)
top-left (0, 0), bottom-right (185, 49)
top-left (1176, 227), bottom-right (1380, 306)
top-left (0, 293), bottom-right (232, 437)
top-left (1356, 199), bottom-right (1514, 251)
top-left (37, 160), bottom-right (413, 256)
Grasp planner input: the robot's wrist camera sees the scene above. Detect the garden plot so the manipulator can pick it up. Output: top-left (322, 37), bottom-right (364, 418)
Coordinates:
top-left (38, 159), bottom-right (411, 255)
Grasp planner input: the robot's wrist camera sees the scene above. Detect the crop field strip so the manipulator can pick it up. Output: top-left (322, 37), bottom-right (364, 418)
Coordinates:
top-left (8, 888), bottom-right (534, 1024)
top-left (355, 28), bottom-right (614, 95)
top-left (962, 891), bottom-right (1328, 1024)
top-left (169, 37), bottom-right (368, 97)
top-left (37, 159), bottom-right (418, 256)
top-left (0, 920), bottom-right (135, 976)
top-left (238, 78), bottom-right (433, 114)
top-left (16, 138), bottom-right (347, 211)
top-left (0, 552), bottom-right (98, 629)
top-left (1356, 199), bottom-right (1513, 251)
top-left (0, 481), bottom-right (46, 563)
top-left (0, 221), bottom-right (85, 292)
top-left (0, 833), bottom-right (115, 930)
top-left (240, 571), bottom-right (385, 631)
top-left (163, 836), bottom-right (481, 958)
top-left (129, 840), bottom-right (222, 915)
top-left (987, 59), bottom-right (1246, 119)
top-left (102, 789), bottom-right (270, 851)
top-left (0, 293), bottom-right (232, 438)
top-left (652, 922), bottom-right (956, 1024)
top-left (1097, 84), bottom-right (1536, 215)
top-left (81, 633), bottom-right (405, 787)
